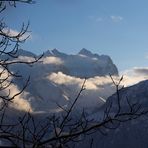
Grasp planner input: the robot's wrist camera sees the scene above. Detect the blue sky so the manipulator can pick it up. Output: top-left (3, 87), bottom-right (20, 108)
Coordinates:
top-left (2, 0), bottom-right (148, 71)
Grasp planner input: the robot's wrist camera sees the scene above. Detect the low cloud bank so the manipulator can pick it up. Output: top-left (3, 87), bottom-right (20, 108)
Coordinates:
top-left (121, 67), bottom-right (148, 86)
top-left (1, 54), bottom-right (148, 113)
top-left (0, 67), bottom-right (32, 112)
top-left (3, 67), bottom-right (148, 113)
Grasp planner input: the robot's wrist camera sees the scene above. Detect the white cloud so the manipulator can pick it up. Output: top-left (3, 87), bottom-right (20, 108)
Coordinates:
top-left (89, 15), bottom-right (123, 23)
top-left (2, 28), bottom-right (32, 41)
top-left (2, 65), bottom-right (147, 114)
top-left (0, 73), bottom-right (32, 112)
top-left (47, 72), bottom-right (117, 112)
top-left (0, 65), bottom-right (32, 112)
top-left (88, 15), bottom-right (103, 22)
top-left (110, 15), bottom-right (123, 22)
top-left (48, 72), bottom-right (117, 91)
top-left (6, 66), bottom-right (148, 113)
top-left (120, 67), bottom-right (148, 86)
top-left (42, 57), bottom-right (64, 65)
top-left (96, 17), bottom-right (103, 22)
top-left (8, 86), bottom-right (32, 112)
top-left (47, 69), bottom-right (148, 111)
top-left (16, 56), bottom-right (35, 62)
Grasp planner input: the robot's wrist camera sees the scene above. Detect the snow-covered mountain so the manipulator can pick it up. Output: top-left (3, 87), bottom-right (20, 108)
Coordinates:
top-left (104, 79), bottom-right (148, 113)
top-left (42, 48), bottom-right (118, 78)
top-left (81, 79), bottom-right (148, 148)
top-left (1, 48), bottom-right (148, 147)
top-left (5, 48), bottom-right (118, 113)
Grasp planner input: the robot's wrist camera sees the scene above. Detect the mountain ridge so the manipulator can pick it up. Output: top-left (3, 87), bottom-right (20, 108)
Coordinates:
top-left (4, 48), bottom-right (119, 112)
top-left (19, 48), bottom-right (119, 77)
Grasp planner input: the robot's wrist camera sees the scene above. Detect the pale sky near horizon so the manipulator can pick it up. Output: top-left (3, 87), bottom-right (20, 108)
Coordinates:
top-left (2, 0), bottom-right (148, 71)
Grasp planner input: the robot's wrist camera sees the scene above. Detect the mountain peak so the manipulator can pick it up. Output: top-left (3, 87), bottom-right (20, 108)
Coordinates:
top-left (51, 48), bottom-right (67, 57)
top-left (78, 48), bottom-right (93, 56)
top-left (44, 50), bottom-right (52, 57)
top-left (51, 48), bottom-right (59, 54)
